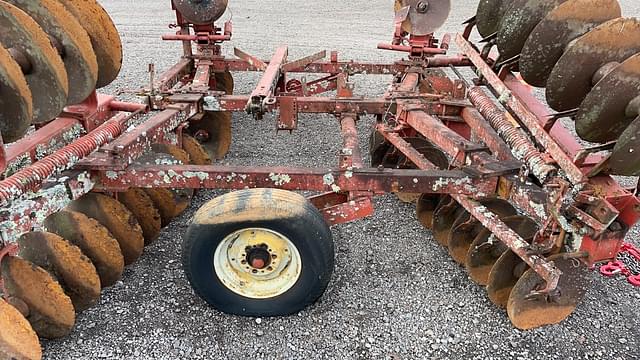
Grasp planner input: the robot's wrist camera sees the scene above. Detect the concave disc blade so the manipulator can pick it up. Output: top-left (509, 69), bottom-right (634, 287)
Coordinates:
top-left (448, 198), bottom-right (517, 264)
top-left (0, 299), bottom-right (42, 360)
top-left (475, 0), bottom-right (512, 38)
top-left (396, 138), bottom-right (449, 203)
top-left (508, 253), bottom-right (592, 329)
top-left (546, 18), bottom-right (640, 111)
top-left (496, 0), bottom-right (567, 61)
top-left (394, 0), bottom-right (451, 36)
top-left (0, 45), bottom-right (32, 142)
top-left (66, 192), bottom-right (144, 265)
top-left (44, 210), bottom-right (124, 288)
top-left (487, 250), bottom-right (529, 308)
top-left (182, 133), bottom-right (212, 166)
top-left (432, 196), bottom-right (466, 246)
top-left (117, 188), bottom-right (162, 246)
top-left (188, 111), bottom-right (232, 160)
top-left (18, 231), bottom-right (101, 312)
top-left (7, 0), bottom-right (98, 104)
top-left (416, 194), bottom-right (441, 230)
top-left (520, 0), bottom-right (621, 87)
top-left (575, 53), bottom-right (640, 143)
top-left (215, 71), bottom-right (234, 95)
top-left (135, 152), bottom-right (193, 226)
top-left (0, 1), bottom-right (68, 124)
top-left (0, 256), bottom-right (75, 339)
top-left (173, 0), bottom-right (228, 25)
top-left (610, 116), bottom-right (640, 176)
top-left (58, 0), bottom-right (122, 88)
top-left (466, 215), bottom-right (538, 285)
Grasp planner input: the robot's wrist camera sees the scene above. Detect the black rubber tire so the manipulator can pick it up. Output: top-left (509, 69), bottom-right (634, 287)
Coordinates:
top-left (182, 188), bottom-right (334, 316)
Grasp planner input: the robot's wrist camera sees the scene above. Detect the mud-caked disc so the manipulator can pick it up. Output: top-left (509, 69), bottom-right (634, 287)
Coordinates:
top-left (394, 0), bottom-right (451, 36)
top-left (58, 0), bottom-right (122, 88)
top-left (66, 193), bottom-right (144, 265)
top-left (496, 0), bottom-right (567, 62)
top-left (182, 133), bottom-right (212, 165)
top-left (448, 198), bottom-right (517, 264)
top-left (117, 188), bottom-right (162, 245)
top-left (520, 0), bottom-right (621, 87)
top-left (507, 253), bottom-right (591, 329)
top-left (18, 231), bottom-right (101, 312)
top-left (43, 210), bottom-right (124, 287)
top-left (0, 256), bottom-right (75, 339)
top-left (475, 0), bottom-right (517, 38)
top-left (575, 54), bottom-right (640, 143)
top-left (610, 116), bottom-right (640, 176)
top-left (546, 18), bottom-right (640, 111)
top-left (0, 299), bottom-right (41, 360)
top-left (173, 0), bottom-right (228, 25)
top-left (0, 1), bottom-right (68, 124)
top-left (466, 216), bottom-right (538, 285)
top-left (0, 45), bottom-right (32, 143)
top-left (6, 0), bottom-right (98, 104)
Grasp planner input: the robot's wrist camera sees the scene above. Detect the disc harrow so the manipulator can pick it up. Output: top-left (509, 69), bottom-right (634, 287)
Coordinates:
top-left (0, 0), bottom-right (638, 358)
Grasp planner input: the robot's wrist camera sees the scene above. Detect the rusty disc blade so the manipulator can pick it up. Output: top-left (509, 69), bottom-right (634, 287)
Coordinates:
top-left (44, 210), bottom-right (124, 287)
top-left (507, 253), bottom-right (592, 329)
top-left (466, 216), bottom-right (538, 285)
top-left (58, 0), bottom-right (122, 88)
top-left (394, 0), bottom-right (451, 36)
top-left (173, 0), bottom-right (228, 25)
top-left (66, 193), bottom-right (144, 266)
top-left (18, 231), bottom-right (101, 312)
top-left (0, 45), bottom-right (32, 142)
top-left (520, 0), bottom-right (621, 87)
top-left (487, 250), bottom-right (529, 308)
top-left (7, 0), bottom-right (98, 104)
top-left (416, 193), bottom-right (441, 229)
top-left (182, 133), bottom-right (212, 166)
top-left (0, 299), bottom-right (42, 360)
top-left (152, 143), bottom-right (192, 165)
top-left (0, 256), bottom-right (75, 339)
top-left (546, 18), bottom-right (640, 111)
top-left (448, 198), bottom-right (517, 264)
top-left (215, 70), bottom-right (234, 95)
top-left (0, 1), bottom-right (68, 124)
top-left (396, 138), bottom-right (449, 203)
top-left (575, 54), bottom-right (640, 143)
top-left (136, 152), bottom-right (193, 226)
top-left (432, 196), bottom-right (466, 246)
top-left (117, 188), bottom-right (162, 246)
top-left (496, 0), bottom-right (566, 61)
top-left (610, 116), bottom-right (640, 176)
top-left (475, 0), bottom-right (512, 38)
top-left (188, 111), bottom-right (232, 160)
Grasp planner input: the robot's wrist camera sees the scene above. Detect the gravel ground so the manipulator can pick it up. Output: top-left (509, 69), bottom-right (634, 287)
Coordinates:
top-left (44, 1), bottom-right (639, 359)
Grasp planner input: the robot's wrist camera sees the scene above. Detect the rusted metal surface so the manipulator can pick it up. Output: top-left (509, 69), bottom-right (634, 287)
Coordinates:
top-left (467, 87), bottom-right (556, 183)
top-left (339, 115), bottom-right (363, 169)
top-left (456, 34), bottom-right (589, 186)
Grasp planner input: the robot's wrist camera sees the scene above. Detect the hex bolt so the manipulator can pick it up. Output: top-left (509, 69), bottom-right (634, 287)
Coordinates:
top-left (416, 1), bottom-right (429, 13)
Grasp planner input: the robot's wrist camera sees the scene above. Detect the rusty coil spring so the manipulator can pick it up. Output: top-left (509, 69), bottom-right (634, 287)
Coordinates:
top-left (0, 118), bottom-right (127, 207)
top-left (468, 87), bottom-right (556, 182)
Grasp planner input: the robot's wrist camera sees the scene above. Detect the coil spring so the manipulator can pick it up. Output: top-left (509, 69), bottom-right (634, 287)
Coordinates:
top-left (468, 87), bottom-right (556, 182)
top-left (0, 119), bottom-right (126, 207)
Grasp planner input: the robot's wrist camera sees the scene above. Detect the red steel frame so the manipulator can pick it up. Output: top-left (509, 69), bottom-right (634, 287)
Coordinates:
top-left (0, 6), bottom-right (639, 296)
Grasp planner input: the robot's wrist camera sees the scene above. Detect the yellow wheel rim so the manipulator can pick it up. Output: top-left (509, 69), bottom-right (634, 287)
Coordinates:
top-left (214, 228), bottom-right (302, 299)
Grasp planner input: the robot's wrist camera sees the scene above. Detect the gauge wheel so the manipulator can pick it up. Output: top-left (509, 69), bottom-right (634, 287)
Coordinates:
top-left (182, 188), bottom-right (334, 316)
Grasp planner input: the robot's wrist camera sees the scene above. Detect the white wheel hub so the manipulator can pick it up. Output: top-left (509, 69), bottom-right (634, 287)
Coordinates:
top-left (213, 228), bottom-right (302, 299)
